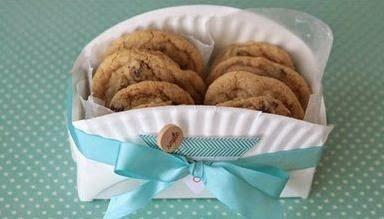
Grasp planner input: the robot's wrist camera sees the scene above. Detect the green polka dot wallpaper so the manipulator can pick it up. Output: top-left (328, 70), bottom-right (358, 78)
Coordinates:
top-left (0, 0), bottom-right (383, 218)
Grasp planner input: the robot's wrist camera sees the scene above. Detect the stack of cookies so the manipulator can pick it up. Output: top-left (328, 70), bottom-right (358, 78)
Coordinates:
top-left (204, 42), bottom-right (311, 120)
top-left (92, 29), bottom-right (310, 120)
top-left (92, 30), bottom-right (206, 111)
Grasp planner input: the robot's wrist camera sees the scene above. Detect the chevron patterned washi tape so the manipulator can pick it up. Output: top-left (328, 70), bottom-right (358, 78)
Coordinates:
top-left (139, 135), bottom-right (260, 159)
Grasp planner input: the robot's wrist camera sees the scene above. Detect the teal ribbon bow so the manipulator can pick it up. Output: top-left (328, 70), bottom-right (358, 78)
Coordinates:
top-left (102, 142), bottom-right (322, 219)
top-left (66, 81), bottom-right (323, 219)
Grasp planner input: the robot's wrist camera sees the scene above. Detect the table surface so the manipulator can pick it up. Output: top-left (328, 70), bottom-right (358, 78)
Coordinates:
top-left (1, 0), bottom-right (383, 218)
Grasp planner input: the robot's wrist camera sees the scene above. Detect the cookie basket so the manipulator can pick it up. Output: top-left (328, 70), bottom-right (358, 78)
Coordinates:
top-left (67, 5), bottom-right (333, 218)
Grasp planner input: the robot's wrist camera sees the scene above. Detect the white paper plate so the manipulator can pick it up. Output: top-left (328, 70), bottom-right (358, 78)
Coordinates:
top-left (69, 5), bottom-right (333, 201)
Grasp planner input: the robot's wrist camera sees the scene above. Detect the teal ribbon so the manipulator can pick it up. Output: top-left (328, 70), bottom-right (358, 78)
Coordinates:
top-left (66, 80), bottom-right (323, 219)
top-left (103, 143), bottom-right (322, 219)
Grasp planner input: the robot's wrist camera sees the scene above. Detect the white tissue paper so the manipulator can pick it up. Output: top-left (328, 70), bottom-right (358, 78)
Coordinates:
top-left (69, 5), bottom-right (333, 201)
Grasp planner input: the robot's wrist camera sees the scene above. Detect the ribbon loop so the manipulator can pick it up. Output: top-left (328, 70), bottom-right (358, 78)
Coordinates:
top-left (189, 161), bottom-right (205, 181)
top-left (214, 162), bottom-right (289, 198)
top-left (115, 142), bottom-right (189, 182)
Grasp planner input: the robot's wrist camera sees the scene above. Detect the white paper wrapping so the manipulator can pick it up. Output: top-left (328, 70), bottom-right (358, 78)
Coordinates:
top-left (69, 5), bottom-right (333, 201)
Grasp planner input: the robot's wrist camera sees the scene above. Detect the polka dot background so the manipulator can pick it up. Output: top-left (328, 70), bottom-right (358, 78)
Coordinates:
top-left (0, 0), bottom-right (383, 218)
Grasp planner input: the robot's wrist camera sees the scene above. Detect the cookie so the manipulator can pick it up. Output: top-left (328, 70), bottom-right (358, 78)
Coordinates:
top-left (207, 56), bottom-right (310, 109)
top-left (212, 42), bottom-right (295, 70)
top-left (217, 96), bottom-right (291, 117)
top-left (92, 49), bottom-right (205, 104)
top-left (105, 29), bottom-right (204, 75)
top-left (109, 81), bottom-right (194, 111)
top-left (132, 101), bottom-right (172, 109)
top-left (204, 71), bottom-right (304, 119)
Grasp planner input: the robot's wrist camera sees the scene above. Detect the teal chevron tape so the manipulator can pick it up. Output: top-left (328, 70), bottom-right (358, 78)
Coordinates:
top-left (139, 135), bottom-right (260, 158)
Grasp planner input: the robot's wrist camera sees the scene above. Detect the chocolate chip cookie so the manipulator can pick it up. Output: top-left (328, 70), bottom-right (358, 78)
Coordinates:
top-left (109, 81), bottom-right (194, 111)
top-left (212, 42), bottom-right (295, 70)
top-left (217, 96), bottom-right (291, 117)
top-left (132, 101), bottom-right (172, 109)
top-left (204, 71), bottom-right (304, 119)
top-left (92, 49), bottom-right (205, 105)
top-left (105, 29), bottom-right (204, 75)
top-left (207, 56), bottom-right (310, 109)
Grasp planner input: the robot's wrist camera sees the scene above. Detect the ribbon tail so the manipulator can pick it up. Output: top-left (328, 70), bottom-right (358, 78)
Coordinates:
top-left (103, 181), bottom-right (171, 219)
top-left (204, 166), bottom-right (283, 219)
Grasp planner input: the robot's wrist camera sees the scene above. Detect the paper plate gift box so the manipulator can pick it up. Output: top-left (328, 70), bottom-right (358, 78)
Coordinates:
top-left (67, 5), bottom-right (333, 218)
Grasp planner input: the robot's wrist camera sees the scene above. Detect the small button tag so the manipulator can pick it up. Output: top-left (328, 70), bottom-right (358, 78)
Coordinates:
top-left (157, 124), bottom-right (183, 153)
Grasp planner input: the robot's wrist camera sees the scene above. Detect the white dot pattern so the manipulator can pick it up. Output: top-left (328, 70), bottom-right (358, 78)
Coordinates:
top-left (0, 0), bottom-right (384, 218)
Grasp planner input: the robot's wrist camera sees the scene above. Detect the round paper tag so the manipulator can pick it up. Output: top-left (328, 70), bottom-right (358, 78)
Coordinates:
top-left (157, 124), bottom-right (184, 153)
